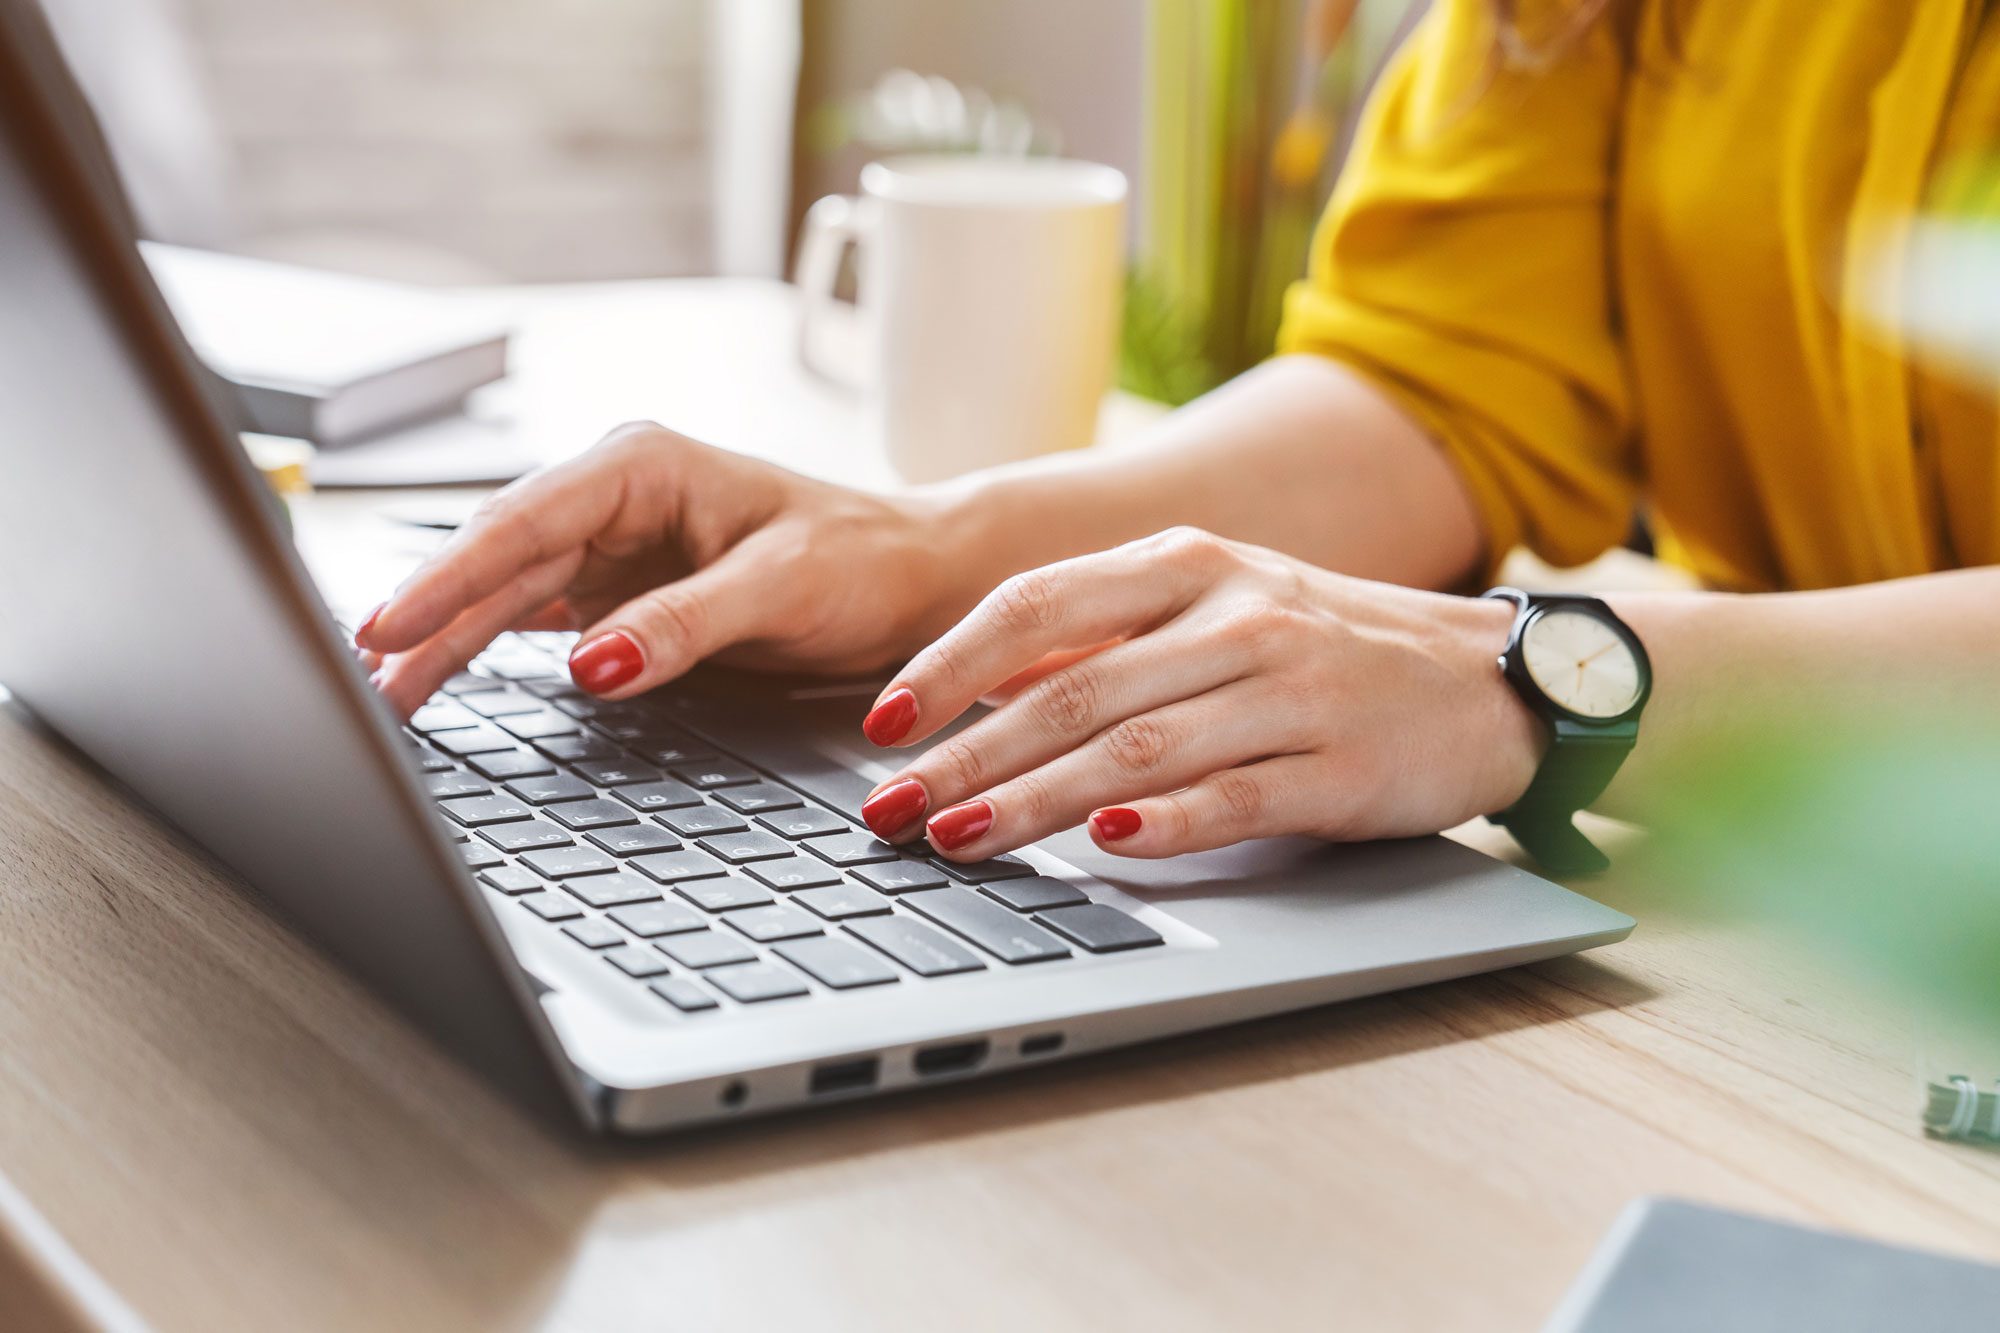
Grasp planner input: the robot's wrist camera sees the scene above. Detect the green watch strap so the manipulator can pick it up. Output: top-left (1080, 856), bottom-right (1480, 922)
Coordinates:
top-left (1492, 727), bottom-right (1632, 876)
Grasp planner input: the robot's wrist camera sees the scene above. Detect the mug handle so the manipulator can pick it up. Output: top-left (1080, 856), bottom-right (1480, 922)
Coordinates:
top-left (795, 193), bottom-right (875, 387)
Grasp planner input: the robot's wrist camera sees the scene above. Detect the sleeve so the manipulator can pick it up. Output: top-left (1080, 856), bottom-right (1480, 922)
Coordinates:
top-left (1276, 0), bottom-right (1638, 575)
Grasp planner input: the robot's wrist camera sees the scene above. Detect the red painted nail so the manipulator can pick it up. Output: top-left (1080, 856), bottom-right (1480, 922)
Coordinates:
top-left (355, 601), bottom-right (387, 645)
top-left (1091, 807), bottom-right (1142, 842)
top-left (569, 630), bottom-right (644, 695)
top-left (861, 778), bottom-right (928, 838)
top-left (862, 687), bottom-right (918, 746)
top-left (927, 799), bottom-right (994, 853)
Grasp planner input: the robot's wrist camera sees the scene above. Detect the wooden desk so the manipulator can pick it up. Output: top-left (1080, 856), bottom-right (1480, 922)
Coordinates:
top-left (2, 281), bottom-right (1997, 1331)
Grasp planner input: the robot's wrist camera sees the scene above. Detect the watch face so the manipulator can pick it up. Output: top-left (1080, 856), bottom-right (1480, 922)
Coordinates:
top-left (1520, 608), bottom-right (1645, 720)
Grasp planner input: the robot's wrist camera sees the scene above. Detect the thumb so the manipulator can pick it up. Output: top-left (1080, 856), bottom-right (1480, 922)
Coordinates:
top-left (567, 547), bottom-right (774, 698)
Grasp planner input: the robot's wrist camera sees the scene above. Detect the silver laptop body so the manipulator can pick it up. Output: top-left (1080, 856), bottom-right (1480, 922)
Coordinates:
top-left (0, 0), bottom-right (1632, 1135)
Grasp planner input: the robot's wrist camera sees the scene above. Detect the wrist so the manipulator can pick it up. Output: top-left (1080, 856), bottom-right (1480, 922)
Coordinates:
top-left (1449, 594), bottom-right (1549, 816)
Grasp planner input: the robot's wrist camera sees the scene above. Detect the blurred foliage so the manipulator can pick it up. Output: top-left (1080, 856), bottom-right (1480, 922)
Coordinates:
top-left (1129, 0), bottom-right (1413, 405)
top-left (1615, 706), bottom-right (2000, 1032)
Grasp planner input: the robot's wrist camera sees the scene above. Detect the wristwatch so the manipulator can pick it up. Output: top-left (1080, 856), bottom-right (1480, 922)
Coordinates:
top-left (1482, 587), bottom-right (1652, 876)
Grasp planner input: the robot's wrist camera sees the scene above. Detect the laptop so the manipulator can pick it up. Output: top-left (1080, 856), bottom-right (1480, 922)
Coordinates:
top-left (0, 0), bottom-right (1633, 1135)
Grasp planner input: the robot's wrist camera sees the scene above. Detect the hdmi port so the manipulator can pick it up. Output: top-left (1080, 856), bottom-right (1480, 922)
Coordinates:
top-left (913, 1039), bottom-right (990, 1077)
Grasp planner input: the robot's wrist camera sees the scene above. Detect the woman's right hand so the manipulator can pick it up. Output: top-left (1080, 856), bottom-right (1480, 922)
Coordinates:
top-left (353, 422), bottom-right (973, 719)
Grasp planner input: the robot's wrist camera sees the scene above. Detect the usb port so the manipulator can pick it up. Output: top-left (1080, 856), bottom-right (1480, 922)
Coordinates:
top-left (808, 1057), bottom-right (880, 1096)
top-left (1020, 1032), bottom-right (1064, 1058)
top-left (913, 1039), bottom-right (989, 1077)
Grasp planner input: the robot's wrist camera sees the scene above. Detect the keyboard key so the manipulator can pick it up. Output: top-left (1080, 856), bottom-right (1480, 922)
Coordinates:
top-left (852, 861), bottom-right (952, 895)
top-left (614, 780), bottom-right (704, 812)
top-left (603, 944), bottom-right (673, 978)
top-left (478, 865), bottom-right (544, 895)
top-left (425, 771), bottom-right (491, 800)
top-left (592, 717), bottom-right (679, 746)
top-left (586, 824), bottom-right (682, 857)
top-left (660, 805), bottom-right (748, 837)
top-left (696, 830), bottom-right (793, 864)
top-left (503, 773), bottom-right (595, 805)
top-left (981, 876), bottom-right (1089, 913)
top-left (1035, 903), bottom-right (1163, 953)
top-left (430, 725), bottom-right (518, 757)
top-left (460, 690), bottom-right (545, 718)
top-left (632, 738), bottom-right (719, 769)
top-left (706, 961), bottom-right (810, 1003)
top-left (457, 842), bottom-right (504, 870)
top-left (609, 900), bottom-right (706, 937)
top-left (441, 671), bottom-right (504, 695)
top-left (520, 846), bottom-right (619, 878)
top-left (410, 701), bottom-right (480, 733)
top-left (713, 782), bottom-right (802, 814)
top-left (496, 709), bottom-right (581, 741)
top-left (648, 976), bottom-right (719, 1012)
top-left (535, 733), bottom-right (625, 764)
top-left (742, 856), bottom-right (843, 891)
top-left (520, 892), bottom-right (583, 922)
top-left (793, 883), bottom-right (893, 921)
top-left (846, 916), bottom-right (987, 977)
top-left (629, 848), bottom-right (727, 883)
top-left (467, 749), bottom-right (557, 781)
top-left (725, 904), bottom-right (822, 943)
top-left (756, 807), bottom-right (850, 840)
top-left (552, 694), bottom-right (613, 720)
top-left (479, 821), bottom-right (575, 854)
top-left (522, 678), bottom-right (583, 699)
top-left (670, 760), bottom-right (760, 789)
top-left (932, 854), bottom-right (1037, 884)
top-left (563, 918), bottom-right (625, 950)
top-left (775, 936), bottom-right (899, 989)
top-left (675, 877), bottom-right (774, 912)
top-left (545, 799), bottom-right (639, 832)
top-left (657, 929), bottom-right (757, 969)
top-left (804, 832), bottom-right (901, 867)
top-left (572, 759), bottom-right (664, 788)
top-left (438, 794), bottom-right (535, 827)
top-left (902, 887), bottom-right (1070, 964)
top-left (563, 871), bottom-right (661, 909)
top-left (413, 752), bottom-right (459, 773)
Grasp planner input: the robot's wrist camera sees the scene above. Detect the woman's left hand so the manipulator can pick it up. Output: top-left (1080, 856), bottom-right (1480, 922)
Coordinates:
top-left (856, 527), bottom-right (1548, 860)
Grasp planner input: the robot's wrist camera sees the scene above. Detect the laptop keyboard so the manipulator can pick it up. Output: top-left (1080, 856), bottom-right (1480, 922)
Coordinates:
top-left (387, 631), bottom-right (1165, 1019)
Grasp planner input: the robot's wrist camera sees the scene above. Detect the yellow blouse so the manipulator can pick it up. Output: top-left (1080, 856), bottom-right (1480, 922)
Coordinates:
top-left (1279, 0), bottom-right (2000, 591)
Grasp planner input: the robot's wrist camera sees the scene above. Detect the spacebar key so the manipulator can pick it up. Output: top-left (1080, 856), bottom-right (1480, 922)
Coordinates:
top-left (901, 887), bottom-right (1071, 964)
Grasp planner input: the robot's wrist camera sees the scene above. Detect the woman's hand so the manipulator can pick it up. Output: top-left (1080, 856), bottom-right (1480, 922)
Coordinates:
top-left (355, 422), bottom-right (971, 718)
top-left (856, 528), bottom-right (1547, 860)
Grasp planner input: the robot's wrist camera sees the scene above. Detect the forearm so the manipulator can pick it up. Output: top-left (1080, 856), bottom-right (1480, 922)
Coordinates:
top-left (921, 355), bottom-right (1486, 608)
top-left (1602, 567), bottom-right (2000, 815)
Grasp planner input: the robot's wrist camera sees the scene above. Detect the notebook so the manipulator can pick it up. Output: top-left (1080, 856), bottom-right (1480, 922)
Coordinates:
top-left (141, 242), bottom-right (511, 447)
top-left (1544, 1197), bottom-right (2000, 1332)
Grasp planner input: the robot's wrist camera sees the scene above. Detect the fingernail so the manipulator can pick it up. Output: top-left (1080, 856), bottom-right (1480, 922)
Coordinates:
top-left (355, 601), bottom-right (387, 644)
top-left (862, 687), bottom-right (918, 746)
top-left (569, 630), bottom-right (644, 695)
top-left (861, 778), bottom-right (928, 838)
top-left (1091, 807), bottom-right (1142, 842)
top-left (927, 799), bottom-right (993, 853)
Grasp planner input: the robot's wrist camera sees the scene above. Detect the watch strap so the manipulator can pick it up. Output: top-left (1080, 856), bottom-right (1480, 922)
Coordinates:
top-left (1491, 726), bottom-right (1632, 876)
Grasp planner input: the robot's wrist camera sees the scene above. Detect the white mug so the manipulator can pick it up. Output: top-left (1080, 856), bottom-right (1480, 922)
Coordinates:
top-left (796, 155), bottom-right (1127, 484)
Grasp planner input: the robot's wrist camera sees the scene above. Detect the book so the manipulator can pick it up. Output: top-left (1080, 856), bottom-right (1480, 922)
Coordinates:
top-left (140, 242), bottom-right (511, 448)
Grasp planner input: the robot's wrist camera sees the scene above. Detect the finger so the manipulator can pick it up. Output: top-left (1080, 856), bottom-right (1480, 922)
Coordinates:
top-left (566, 537), bottom-right (795, 698)
top-left (984, 638), bottom-right (1122, 703)
top-left (511, 599), bottom-right (579, 634)
top-left (863, 624), bottom-right (1252, 838)
top-left (1084, 755), bottom-right (1331, 859)
top-left (357, 425), bottom-right (662, 653)
top-left (372, 554), bottom-right (580, 716)
top-left (867, 528), bottom-right (1237, 747)
top-left (919, 680), bottom-right (1294, 860)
